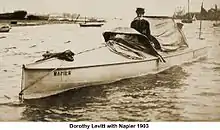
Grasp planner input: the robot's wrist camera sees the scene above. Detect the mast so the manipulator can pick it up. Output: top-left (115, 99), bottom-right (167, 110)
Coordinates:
top-left (85, 16), bottom-right (86, 24)
top-left (215, 4), bottom-right (218, 24)
top-left (199, 1), bottom-right (204, 39)
top-left (188, 0), bottom-right (190, 19)
top-left (199, 18), bottom-right (202, 39)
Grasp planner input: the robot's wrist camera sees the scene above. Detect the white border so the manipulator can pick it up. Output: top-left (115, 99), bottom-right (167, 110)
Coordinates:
top-left (1, 122), bottom-right (220, 130)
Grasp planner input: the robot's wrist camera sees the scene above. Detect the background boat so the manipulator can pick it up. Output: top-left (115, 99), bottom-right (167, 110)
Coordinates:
top-left (213, 4), bottom-right (220, 27)
top-left (79, 16), bottom-right (104, 27)
top-left (181, 0), bottom-right (193, 23)
top-left (0, 24), bottom-right (11, 32)
top-left (181, 19), bottom-right (193, 23)
top-left (79, 22), bottom-right (104, 27)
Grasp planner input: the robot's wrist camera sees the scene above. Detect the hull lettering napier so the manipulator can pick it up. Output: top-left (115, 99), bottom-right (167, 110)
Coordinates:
top-left (54, 70), bottom-right (71, 76)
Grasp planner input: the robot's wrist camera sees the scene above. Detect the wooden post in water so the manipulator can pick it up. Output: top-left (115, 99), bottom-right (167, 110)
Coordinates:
top-left (199, 18), bottom-right (202, 39)
top-left (215, 4), bottom-right (218, 25)
top-left (199, 1), bottom-right (204, 39)
top-left (188, 0), bottom-right (190, 20)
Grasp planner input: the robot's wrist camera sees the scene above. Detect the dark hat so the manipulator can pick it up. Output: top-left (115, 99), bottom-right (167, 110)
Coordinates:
top-left (136, 8), bottom-right (145, 14)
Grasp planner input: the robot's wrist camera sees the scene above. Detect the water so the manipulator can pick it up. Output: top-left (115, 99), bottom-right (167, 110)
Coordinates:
top-left (0, 20), bottom-right (220, 121)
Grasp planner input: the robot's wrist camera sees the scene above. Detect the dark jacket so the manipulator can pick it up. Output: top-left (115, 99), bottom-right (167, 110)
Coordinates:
top-left (130, 17), bottom-right (162, 50)
top-left (130, 17), bottom-right (151, 36)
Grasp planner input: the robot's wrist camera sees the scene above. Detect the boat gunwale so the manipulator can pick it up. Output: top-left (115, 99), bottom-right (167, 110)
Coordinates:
top-left (23, 46), bottom-right (209, 71)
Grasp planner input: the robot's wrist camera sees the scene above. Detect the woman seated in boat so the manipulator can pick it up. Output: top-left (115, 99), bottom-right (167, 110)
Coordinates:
top-left (130, 8), bottom-right (162, 50)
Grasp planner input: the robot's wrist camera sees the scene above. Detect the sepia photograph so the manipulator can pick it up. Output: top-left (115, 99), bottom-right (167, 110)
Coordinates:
top-left (0, 0), bottom-right (220, 124)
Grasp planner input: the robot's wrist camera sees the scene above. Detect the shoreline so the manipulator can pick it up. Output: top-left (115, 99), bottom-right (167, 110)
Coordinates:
top-left (0, 20), bottom-right (106, 27)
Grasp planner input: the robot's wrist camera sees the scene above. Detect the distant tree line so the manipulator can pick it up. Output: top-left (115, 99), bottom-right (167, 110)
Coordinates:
top-left (173, 5), bottom-right (220, 20)
top-left (0, 10), bottom-right (27, 20)
top-left (0, 10), bottom-right (49, 20)
top-left (0, 10), bottom-right (105, 22)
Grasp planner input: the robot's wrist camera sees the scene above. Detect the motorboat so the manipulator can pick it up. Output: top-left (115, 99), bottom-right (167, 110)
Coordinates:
top-left (79, 22), bottom-right (104, 27)
top-left (19, 18), bottom-right (209, 100)
top-left (79, 16), bottom-right (104, 27)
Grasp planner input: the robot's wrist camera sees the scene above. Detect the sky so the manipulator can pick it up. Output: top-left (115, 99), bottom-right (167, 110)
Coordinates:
top-left (0, 0), bottom-right (220, 18)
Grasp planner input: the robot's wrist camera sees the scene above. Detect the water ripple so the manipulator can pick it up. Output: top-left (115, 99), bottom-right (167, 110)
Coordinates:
top-left (1, 21), bottom-right (220, 121)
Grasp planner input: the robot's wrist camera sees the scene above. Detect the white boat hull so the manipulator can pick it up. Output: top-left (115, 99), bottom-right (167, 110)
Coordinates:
top-left (79, 23), bottom-right (104, 27)
top-left (21, 46), bottom-right (209, 100)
